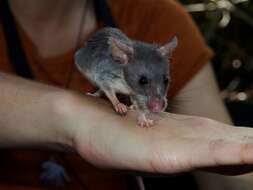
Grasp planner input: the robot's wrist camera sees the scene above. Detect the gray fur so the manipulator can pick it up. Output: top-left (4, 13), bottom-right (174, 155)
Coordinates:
top-left (75, 27), bottom-right (132, 93)
top-left (75, 27), bottom-right (177, 114)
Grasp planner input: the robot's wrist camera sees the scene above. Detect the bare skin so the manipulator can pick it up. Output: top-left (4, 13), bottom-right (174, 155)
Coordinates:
top-left (9, 0), bottom-right (97, 58)
top-left (1, 72), bottom-right (253, 175)
top-left (5, 0), bottom-right (253, 189)
top-left (176, 63), bottom-right (253, 189)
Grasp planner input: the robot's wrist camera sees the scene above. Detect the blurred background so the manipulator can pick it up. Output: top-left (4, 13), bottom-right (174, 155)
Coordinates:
top-left (181, 0), bottom-right (253, 127)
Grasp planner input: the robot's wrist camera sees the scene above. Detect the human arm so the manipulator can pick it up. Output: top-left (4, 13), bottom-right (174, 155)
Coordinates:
top-left (2, 72), bottom-right (253, 175)
top-left (0, 72), bottom-right (73, 149)
top-left (175, 63), bottom-right (253, 189)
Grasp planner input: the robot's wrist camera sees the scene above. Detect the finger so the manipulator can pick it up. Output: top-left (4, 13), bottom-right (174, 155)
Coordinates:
top-left (147, 137), bottom-right (253, 174)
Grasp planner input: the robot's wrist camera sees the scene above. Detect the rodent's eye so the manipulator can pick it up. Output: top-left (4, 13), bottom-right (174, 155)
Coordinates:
top-left (139, 76), bottom-right (148, 85)
top-left (164, 77), bottom-right (169, 85)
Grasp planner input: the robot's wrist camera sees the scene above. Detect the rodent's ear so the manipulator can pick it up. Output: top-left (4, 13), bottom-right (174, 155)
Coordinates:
top-left (109, 37), bottom-right (134, 64)
top-left (74, 48), bottom-right (83, 70)
top-left (158, 36), bottom-right (178, 57)
top-left (74, 49), bottom-right (82, 63)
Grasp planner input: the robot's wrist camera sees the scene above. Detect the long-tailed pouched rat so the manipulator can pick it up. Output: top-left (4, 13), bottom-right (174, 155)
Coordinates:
top-left (75, 27), bottom-right (177, 127)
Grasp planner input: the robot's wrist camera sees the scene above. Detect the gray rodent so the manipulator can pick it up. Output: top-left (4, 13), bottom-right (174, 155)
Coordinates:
top-left (75, 27), bottom-right (177, 127)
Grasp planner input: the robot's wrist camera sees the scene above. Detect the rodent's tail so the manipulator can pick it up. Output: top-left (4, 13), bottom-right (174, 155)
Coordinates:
top-left (136, 176), bottom-right (146, 190)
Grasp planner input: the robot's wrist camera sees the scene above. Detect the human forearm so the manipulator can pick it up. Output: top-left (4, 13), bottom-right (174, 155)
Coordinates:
top-left (1, 72), bottom-right (253, 176)
top-left (175, 64), bottom-right (232, 124)
top-left (0, 72), bottom-right (74, 149)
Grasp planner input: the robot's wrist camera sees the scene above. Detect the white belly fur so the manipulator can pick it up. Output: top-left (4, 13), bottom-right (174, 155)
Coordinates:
top-left (111, 78), bottom-right (133, 95)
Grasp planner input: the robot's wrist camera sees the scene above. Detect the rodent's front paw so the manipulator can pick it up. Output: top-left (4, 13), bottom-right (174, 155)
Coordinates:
top-left (137, 117), bottom-right (154, 128)
top-left (114, 103), bottom-right (128, 115)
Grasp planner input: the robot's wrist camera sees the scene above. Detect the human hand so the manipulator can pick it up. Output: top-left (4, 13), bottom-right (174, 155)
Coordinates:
top-left (3, 72), bottom-right (251, 175)
top-left (60, 93), bottom-right (253, 175)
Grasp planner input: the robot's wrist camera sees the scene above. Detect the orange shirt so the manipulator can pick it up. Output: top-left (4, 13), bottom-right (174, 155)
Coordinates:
top-left (0, 0), bottom-right (213, 189)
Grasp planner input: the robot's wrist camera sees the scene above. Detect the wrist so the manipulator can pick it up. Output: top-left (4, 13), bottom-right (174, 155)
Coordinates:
top-left (49, 90), bottom-right (78, 151)
top-left (50, 90), bottom-right (100, 152)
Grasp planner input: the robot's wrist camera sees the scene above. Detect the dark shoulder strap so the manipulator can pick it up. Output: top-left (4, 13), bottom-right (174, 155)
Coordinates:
top-left (0, 0), bottom-right (34, 79)
top-left (93, 0), bottom-right (116, 27)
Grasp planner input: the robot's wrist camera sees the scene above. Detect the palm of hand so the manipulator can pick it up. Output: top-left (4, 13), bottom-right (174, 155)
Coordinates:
top-left (72, 107), bottom-right (253, 175)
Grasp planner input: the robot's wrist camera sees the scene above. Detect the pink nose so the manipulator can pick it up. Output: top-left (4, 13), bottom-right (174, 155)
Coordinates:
top-left (148, 98), bottom-right (164, 113)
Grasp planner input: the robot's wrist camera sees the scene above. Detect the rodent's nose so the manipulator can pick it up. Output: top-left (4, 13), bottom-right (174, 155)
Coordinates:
top-left (148, 98), bottom-right (165, 113)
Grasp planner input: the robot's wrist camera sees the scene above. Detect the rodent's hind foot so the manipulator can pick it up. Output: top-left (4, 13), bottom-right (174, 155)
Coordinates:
top-left (129, 104), bottom-right (137, 110)
top-left (114, 103), bottom-right (128, 115)
top-left (86, 90), bottom-right (103, 97)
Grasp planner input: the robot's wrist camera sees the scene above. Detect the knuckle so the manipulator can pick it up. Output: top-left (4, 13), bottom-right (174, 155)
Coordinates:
top-left (240, 143), bottom-right (253, 164)
top-left (208, 139), bottom-right (225, 165)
